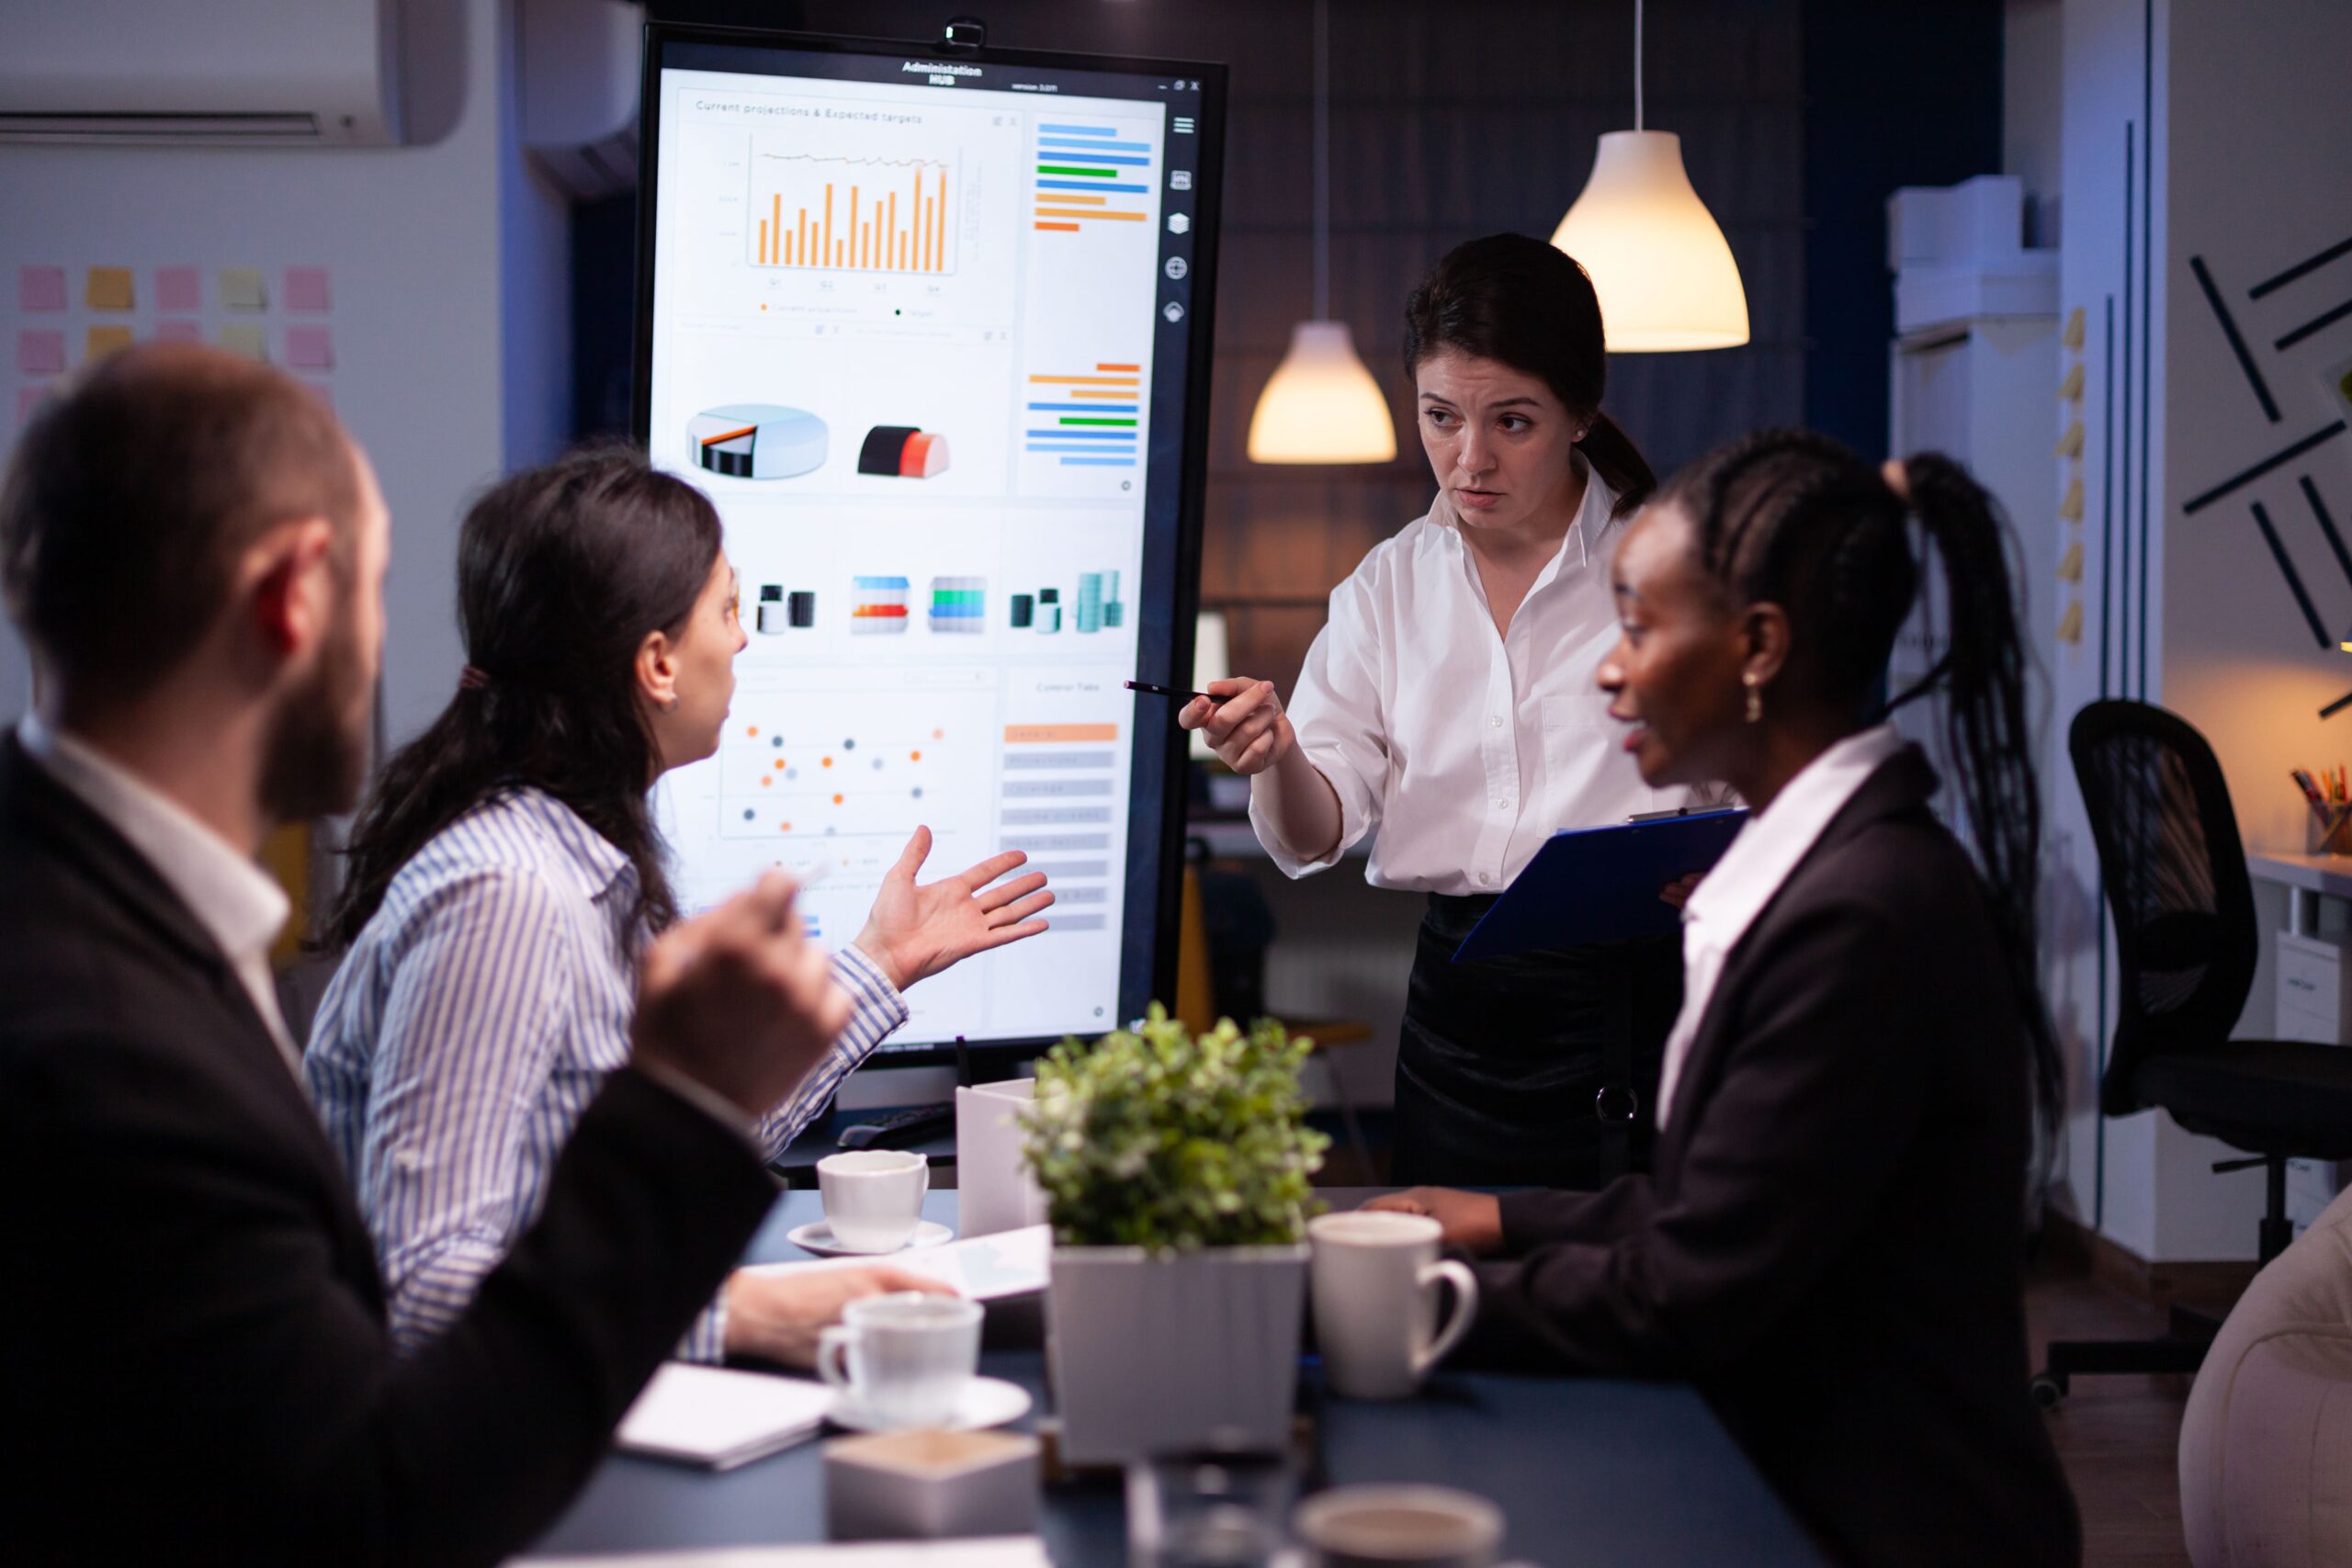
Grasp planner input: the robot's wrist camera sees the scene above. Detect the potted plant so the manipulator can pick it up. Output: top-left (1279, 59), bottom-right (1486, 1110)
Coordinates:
top-left (1021, 1006), bottom-right (1329, 1466)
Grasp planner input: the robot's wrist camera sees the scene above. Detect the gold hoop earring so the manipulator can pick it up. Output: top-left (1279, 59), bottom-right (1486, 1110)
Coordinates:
top-left (1743, 676), bottom-right (1762, 725)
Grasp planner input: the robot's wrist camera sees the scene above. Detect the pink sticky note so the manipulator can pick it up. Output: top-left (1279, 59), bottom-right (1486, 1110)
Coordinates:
top-left (285, 265), bottom-right (332, 313)
top-left (19, 266), bottom-right (66, 311)
top-left (18, 330), bottom-right (66, 374)
top-left (17, 386), bottom-right (51, 429)
top-left (154, 319), bottom-right (202, 344)
top-left (156, 265), bottom-right (201, 312)
top-left (285, 324), bottom-right (334, 369)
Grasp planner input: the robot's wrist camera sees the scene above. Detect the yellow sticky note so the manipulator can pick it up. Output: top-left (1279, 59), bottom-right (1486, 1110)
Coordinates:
top-left (2056, 602), bottom-right (2083, 644)
top-left (219, 267), bottom-right (267, 311)
top-left (2059, 477), bottom-right (2084, 522)
top-left (2062, 307), bottom-right (2086, 351)
top-left (84, 325), bottom-right (134, 362)
top-left (218, 321), bottom-right (267, 361)
top-left (85, 266), bottom-right (135, 310)
top-left (2055, 421), bottom-right (2084, 459)
top-left (2058, 364), bottom-right (2085, 402)
top-left (2057, 542), bottom-right (2083, 583)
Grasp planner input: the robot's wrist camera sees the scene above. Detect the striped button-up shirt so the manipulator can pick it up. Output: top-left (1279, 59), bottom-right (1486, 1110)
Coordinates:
top-left (305, 787), bottom-right (907, 1360)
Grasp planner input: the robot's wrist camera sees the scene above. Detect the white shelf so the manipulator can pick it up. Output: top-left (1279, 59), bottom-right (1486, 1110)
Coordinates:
top-left (2248, 851), bottom-right (2352, 900)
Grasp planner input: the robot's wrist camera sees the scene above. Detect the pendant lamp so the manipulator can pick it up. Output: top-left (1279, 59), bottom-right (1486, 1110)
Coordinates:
top-left (1247, 0), bottom-right (1396, 463)
top-left (1551, 0), bottom-right (1749, 352)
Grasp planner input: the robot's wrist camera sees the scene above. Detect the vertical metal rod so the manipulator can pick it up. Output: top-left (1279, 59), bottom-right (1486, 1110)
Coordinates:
top-left (1634, 0), bottom-right (1645, 131)
top-left (1313, 0), bottom-right (1330, 321)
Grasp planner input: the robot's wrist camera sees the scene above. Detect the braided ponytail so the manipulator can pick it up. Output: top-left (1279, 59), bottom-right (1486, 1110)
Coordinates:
top-left (1660, 432), bottom-right (2061, 1155)
top-left (1888, 453), bottom-right (2061, 1145)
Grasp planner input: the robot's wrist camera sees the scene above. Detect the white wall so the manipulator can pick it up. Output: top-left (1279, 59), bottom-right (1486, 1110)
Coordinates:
top-left (2044, 0), bottom-right (2352, 1260)
top-left (0, 0), bottom-right (571, 750)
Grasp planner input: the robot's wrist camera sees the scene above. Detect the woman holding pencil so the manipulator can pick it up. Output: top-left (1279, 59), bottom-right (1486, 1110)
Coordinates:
top-left (1181, 234), bottom-right (1690, 1186)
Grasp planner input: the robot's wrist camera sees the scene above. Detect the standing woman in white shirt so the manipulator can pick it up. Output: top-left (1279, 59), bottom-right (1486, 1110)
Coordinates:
top-left (1182, 233), bottom-right (1686, 1185)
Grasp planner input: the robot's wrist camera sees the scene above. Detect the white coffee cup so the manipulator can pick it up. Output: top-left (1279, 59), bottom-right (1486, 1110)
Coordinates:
top-left (816, 1292), bottom-right (983, 1428)
top-left (818, 1149), bottom-right (930, 1253)
top-left (1294, 1484), bottom-right (1503, 1568)
top-left (1308, 1212), bottom-right (1479, 1401)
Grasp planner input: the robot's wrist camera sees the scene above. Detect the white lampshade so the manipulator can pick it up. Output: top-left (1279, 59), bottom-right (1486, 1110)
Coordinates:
top-left (1552, 130), bottom-right (1749, 352)
top-left (1247, 321), bottom-right (1397, 464)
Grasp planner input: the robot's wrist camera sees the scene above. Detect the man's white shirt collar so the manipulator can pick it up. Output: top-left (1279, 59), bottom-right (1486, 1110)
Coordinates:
top-left (18, 714), bottom-right (300, 1077)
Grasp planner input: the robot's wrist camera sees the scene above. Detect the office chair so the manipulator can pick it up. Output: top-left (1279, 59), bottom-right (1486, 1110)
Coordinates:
top-left (2033, 700), bottom-right (2352, 1406)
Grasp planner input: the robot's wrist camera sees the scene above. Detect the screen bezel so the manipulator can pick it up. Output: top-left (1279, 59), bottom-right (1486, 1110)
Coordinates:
top-left (631, 20), bottom-right (1226, 1066)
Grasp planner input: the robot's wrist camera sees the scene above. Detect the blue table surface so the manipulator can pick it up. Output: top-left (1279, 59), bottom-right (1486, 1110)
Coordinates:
top-left (530, 1190), bottom-right (1826, 1566)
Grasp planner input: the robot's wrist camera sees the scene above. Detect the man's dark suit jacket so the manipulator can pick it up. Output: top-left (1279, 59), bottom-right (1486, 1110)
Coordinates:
top-left (0, 737), bottom-right (779, 1565)
top-left (1458, 747), bottom-right (2081, 1568)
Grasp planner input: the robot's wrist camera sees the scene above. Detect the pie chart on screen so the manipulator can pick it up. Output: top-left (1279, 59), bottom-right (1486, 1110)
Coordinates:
top-left (687, 404), bottom-right (828, 479)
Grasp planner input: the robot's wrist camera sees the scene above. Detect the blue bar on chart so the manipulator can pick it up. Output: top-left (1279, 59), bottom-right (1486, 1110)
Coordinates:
top-left (1023, 364), bottom-right (1140, 468)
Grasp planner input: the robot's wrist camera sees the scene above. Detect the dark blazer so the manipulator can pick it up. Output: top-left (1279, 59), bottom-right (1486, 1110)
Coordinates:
top-left (0, 737), bottom-right (778, 1565)
top-left (1458, 747), bottom-right (2081, 1568)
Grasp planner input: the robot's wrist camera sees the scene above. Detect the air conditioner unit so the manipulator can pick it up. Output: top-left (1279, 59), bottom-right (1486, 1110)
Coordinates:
top-left (0, 0), bottom-right (406, 146)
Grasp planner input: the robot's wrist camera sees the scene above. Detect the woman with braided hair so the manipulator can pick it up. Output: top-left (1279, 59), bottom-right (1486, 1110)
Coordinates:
top-left (1370, 431), bottom-right (2080, 1567)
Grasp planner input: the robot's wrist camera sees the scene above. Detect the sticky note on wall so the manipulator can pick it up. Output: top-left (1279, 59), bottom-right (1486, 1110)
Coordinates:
top-left (219, 268), bottom-right (267, 311)
top-left (156, 265), bottom-right (201, 312)
top-left (85, 267), bottom-right (134, 310)
top-left (285, 324), bottom-right (334, 369)
top-left (218, 322), bottom-right (267, 361)
top-left (284, 266), bottom-right (331, 313)
top-left (18, 266), bottom-right (66, 311)
top-left (85, 325), bottom-right (134, 362)
top-left (17, 330), bottom-right (66, 375)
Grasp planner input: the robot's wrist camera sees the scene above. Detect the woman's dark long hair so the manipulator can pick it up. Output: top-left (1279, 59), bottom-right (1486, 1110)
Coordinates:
top-left (1403, 232), bottom-right (1655, 517)
top-left (325, 446), bottom-right (722, 948)
top-left (1658, 429), bottom-right (2062, 1152)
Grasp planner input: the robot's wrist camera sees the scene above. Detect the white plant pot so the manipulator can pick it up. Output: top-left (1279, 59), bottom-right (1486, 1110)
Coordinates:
top-left (1045, 1243), bottom-right (1309, 1467)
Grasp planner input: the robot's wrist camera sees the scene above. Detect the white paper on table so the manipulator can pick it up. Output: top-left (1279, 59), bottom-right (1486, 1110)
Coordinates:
top-left (741, 1225), bottom-right (1051, 1303)
top-left (614, 1362), bottom-right (836, 1471)
top-left (514, 1537), bottom-right (1053, 1566)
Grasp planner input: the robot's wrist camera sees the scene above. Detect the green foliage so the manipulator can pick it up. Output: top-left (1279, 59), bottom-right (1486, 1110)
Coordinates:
top-left (1019, 1006), bottom-right (1329, 1251)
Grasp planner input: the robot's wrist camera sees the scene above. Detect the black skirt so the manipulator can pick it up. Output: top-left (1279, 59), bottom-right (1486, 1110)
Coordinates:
top-left (1390, 892), bottom-right (1683, 1189)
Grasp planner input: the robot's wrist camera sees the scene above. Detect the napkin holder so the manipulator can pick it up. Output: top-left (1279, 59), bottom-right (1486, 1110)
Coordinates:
top-left (824, 1429), bottom-right (1042, 1541)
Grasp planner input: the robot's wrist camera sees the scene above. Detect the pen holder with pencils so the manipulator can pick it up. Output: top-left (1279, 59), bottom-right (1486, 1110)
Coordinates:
top-left (2309, 805), bottom-right (2352, 856)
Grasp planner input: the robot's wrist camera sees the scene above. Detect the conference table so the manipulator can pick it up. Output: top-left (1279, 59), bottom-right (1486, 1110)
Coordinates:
top-left (529, 1189), bottom-right (1826, 1565)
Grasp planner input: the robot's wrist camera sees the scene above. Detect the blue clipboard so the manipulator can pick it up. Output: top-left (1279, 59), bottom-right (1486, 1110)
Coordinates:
top-left (1451, 807), bottom-right (1749, 963)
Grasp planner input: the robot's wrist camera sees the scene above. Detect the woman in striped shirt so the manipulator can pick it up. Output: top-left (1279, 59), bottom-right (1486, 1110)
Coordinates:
top-left (305, 449), bottom-right (1053, 1365)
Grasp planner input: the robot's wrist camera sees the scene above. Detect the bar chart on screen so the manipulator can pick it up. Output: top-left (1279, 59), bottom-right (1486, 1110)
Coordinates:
top-left (1023, 361), bottom-right (1144, 488)
top-left (1031, 120), bottom-right (1157, 234)
top-left (751, 152), bottom-right (956, 274)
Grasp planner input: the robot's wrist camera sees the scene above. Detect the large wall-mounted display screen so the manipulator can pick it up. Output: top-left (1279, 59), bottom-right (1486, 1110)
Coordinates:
top-left (636, 26), bottom-right (1224, 1052)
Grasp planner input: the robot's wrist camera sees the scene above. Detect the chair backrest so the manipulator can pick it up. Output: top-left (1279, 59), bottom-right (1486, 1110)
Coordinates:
top-left (2068, 699), bottom-right (2259, 1117)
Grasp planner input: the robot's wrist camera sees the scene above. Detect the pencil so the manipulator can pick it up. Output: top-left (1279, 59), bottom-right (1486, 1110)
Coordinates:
top-left (1125, 680), bottom-right (1219, 702)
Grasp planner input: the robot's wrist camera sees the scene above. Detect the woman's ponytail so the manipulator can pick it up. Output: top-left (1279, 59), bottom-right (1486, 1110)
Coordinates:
top-left (1894, 452), bottom-right (2063, 1148)
top-left (1579, 410), bottom-right (1656, 518)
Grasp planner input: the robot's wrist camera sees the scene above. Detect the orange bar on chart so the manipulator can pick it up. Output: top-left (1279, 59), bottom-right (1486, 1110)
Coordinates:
top-left (933, 167), bottom-right (945, 271)
top-left (771, 194), bottom-right (782, 260)
top-left (887, 193), bottom-right (898, 266)
top-left (758, 220), bottom-right (769, 265)
top-left (1098, 364), bottom-right (1140, 371)
top-left (1003, 723), bottom-right (1119, 744)
top-left (1035, 222), bottom-right (1080, 232)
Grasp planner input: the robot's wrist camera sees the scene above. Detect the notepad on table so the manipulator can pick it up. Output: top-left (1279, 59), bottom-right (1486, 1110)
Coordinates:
top-left (514, 1538), bottom-right (1053, 1566)
top-left (615, 1362), bottom-right (836, 1471)
top-left (738, 1225), bottom-right (1051, 1303)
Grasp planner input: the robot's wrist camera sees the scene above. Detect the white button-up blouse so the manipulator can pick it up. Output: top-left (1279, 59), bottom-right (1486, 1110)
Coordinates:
top-left (1251, 469), bottom-right (1686, 895)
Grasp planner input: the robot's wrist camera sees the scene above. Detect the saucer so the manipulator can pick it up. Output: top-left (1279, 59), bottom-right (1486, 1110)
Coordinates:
top-left (786, 1218), bottom-right (955, 1258)
top-left (827, 1375), bottom-right (1033, 1433)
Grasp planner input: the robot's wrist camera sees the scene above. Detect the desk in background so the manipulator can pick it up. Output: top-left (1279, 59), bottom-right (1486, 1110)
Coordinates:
top-left (530, 1190), bottom-right (1826, 1566)
top-left (2249, 852), bottom-right (2352, 1233)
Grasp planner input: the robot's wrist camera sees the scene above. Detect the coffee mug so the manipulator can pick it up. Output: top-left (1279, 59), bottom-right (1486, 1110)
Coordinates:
top-left (1293, 1484), bottom-right (1503, 1568)
top-left (818, 1149), bottom-right (930, 1253)
top-left (1308, 1212), bottom-right (1479, 1401)
top-left (816, 1292), bottom-right (982, 1428)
